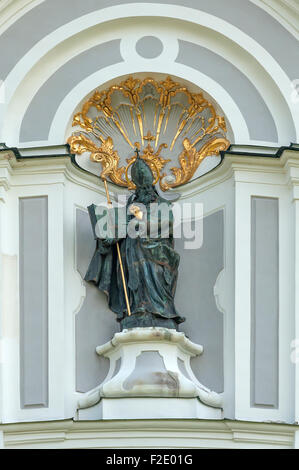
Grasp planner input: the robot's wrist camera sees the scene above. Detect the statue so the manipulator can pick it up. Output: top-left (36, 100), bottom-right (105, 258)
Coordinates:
top-left (84, 151), bottom-right (185, 330)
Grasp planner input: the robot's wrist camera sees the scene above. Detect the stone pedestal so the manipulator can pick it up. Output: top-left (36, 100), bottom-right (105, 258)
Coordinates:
top-left (76, 327), bottom-right (223, 420)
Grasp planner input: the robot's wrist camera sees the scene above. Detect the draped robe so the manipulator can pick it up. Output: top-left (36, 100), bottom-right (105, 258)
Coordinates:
top-left (84, 192), bottom-right (185, 330)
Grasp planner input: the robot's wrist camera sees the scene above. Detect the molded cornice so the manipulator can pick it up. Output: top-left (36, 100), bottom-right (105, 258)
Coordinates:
top-left (1, 143), bottom-right (298, 200)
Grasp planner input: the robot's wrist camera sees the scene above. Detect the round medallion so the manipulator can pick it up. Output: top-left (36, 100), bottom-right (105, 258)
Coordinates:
top-left (135, 36), bottom-right (164, 59)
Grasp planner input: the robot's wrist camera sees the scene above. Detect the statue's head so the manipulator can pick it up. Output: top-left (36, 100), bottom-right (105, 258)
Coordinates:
top-left (131, 155), bottom-right (154, 189)
top-left (129, 149), bottom-right (180, 205)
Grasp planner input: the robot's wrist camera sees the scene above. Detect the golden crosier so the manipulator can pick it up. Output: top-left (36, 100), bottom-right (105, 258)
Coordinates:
top-left (68, 76), bottom-right (230, 190)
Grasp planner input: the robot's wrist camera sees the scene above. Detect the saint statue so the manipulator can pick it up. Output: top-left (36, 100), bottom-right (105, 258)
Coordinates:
top-left (84, 153), bottom-right (185, 330)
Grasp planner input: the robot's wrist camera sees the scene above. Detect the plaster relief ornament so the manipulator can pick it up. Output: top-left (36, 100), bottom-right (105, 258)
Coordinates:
top-left (68, 76), bottom-right (230, 190)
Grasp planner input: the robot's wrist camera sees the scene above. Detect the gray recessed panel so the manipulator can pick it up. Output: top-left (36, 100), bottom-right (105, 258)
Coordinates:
top-left (19, 197), bottom-right (48, 408)
top-left (251, 196), bottom-right (279, 408)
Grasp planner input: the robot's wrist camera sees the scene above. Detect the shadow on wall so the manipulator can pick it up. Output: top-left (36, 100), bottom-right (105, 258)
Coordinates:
top-left (175, 210), bottom-right (224, 393)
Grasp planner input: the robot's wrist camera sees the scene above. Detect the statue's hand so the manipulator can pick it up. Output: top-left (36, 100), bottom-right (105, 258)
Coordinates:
top-left (129, 204), bottom-right (143, 220)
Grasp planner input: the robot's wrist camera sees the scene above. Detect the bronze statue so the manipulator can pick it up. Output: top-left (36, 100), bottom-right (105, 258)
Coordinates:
top-left (85, 152), bottom-right (185, 330)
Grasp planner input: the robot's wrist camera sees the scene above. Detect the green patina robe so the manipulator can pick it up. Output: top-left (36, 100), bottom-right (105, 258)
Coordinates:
top-left (84, 191), bottom-right (185, 330)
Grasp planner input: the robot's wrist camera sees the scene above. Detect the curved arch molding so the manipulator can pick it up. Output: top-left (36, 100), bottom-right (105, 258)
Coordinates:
top-left (19, 38), bottom-right (282, 144)
top-left (0, 0), bottom-right (297, 81)
top-left (176, 41), bottom-right (279, 142)
top-left (1, 0), bottom-right (298, 146)
top-left (20, 40), bottom-right (122, 142)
